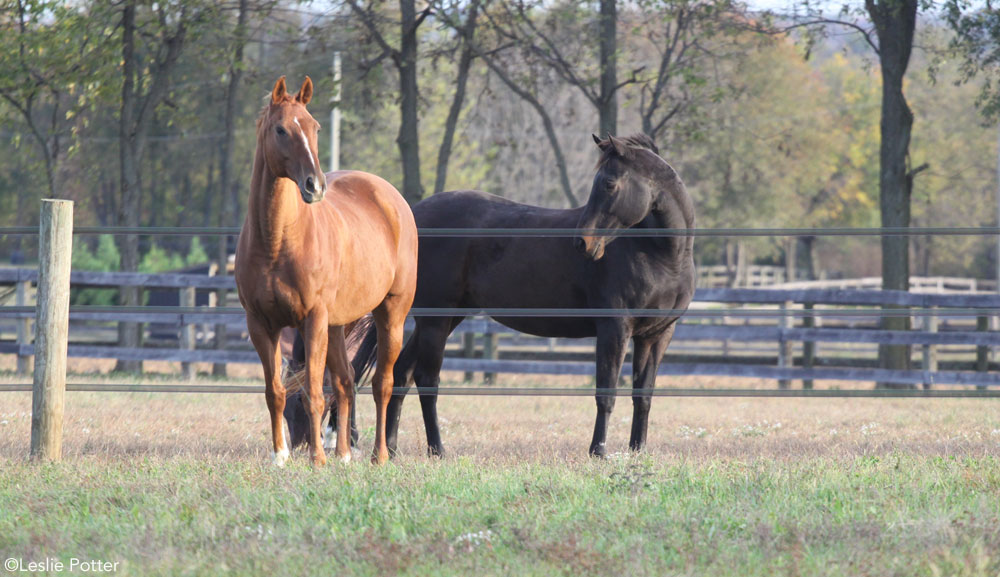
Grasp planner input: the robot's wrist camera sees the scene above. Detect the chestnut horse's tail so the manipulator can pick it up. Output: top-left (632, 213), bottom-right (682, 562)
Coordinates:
top-left (347, 314), bottom-right (379, 387)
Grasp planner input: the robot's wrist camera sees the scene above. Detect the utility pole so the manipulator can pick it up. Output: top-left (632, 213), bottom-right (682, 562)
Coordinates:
top-left (330, 51), bottom-right (342, 172)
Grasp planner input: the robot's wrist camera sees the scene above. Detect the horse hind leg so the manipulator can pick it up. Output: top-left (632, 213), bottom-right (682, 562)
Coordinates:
top-left (247, 317), bottom-right (289, 467)
top-left (326, 325), bottom-right (355, 463)
top-left (371, 296), bottom-right (411, 465)
top-left (413, 316), bottom-right (462, 457)
top-left (629, 326), bottom-right (674, 452)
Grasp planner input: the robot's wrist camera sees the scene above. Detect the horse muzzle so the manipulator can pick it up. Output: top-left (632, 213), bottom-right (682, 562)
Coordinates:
top-left (576, 235), bottom-right (606, 261)
top-left (300, 176), bottom-right (326, 204)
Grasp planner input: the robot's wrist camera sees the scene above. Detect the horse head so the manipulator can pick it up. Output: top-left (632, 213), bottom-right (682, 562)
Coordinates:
top-left (258, 76), bottom-right (327, 204)
top-left (575, 133), bottom-right (663, 260)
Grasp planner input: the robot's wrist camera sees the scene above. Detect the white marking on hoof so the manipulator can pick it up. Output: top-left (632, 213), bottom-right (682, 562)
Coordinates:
top-left (323, 425), bottom-right (336, 451)
top-left (338, 452), bottom-right (352, 464)
top-left (272, 438), bottom-right (289, 467)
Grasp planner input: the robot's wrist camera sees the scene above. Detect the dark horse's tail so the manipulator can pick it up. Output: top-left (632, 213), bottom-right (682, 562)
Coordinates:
top-left (283, 316), bottom-right (379, 450)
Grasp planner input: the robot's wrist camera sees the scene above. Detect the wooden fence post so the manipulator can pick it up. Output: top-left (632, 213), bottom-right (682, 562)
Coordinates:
top-left (976, 315), bottom-right (989, 390)
top-left (484, 331), bottom-right (498, 385)
top-left (180, 286), bottom-right (196, 380)
top-left (15, 278), bottom-right (33, 375)
top-left (462, 331), bottom-right (475, 383)
top-left (802, 302), bottom-right (815, 390)
top-left (30, 199), bottom-right (73, 461)
top-left (777, 300), bottom-right (792, 389)
top-left (922, 308), bottom-right (938, 389)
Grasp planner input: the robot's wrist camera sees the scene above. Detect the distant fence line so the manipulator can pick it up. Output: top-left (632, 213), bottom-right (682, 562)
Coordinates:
top-left (1, 267), bottom-right (999, 389)
top-left (3, 225), bottom-right (1000, 237)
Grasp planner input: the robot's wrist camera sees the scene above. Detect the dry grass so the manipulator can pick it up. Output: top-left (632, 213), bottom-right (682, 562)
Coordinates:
top-left (2, 371), bottom-right (999, 464)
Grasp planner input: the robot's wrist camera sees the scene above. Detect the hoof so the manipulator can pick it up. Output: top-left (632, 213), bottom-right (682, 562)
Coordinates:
top-left (336, 451), bottom-right (352, 464)
top-left (427, 445), bottom-right (445, 458)
top-left (588, 443), bottom-right (607, 459)
top-left (272, 447), bottom-right (290, 467)
top-left (371, 451), bottom-right (389, 465)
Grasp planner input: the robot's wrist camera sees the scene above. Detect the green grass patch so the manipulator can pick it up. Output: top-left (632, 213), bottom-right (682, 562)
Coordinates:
top-left (1, 455), bottom-right (999, 576)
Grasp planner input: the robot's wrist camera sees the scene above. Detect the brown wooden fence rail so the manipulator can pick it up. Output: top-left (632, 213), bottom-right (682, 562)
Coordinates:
top-left (1, 268), bottom-right (999, 388)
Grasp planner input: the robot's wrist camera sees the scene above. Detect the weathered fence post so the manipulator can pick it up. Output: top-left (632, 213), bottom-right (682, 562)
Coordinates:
top-left (802, 302), bottom-right (815, 389)
top-left (15, 277), bottom-right (33, 374)
top-left (976, 315), bottom-right (989, 390)
top-left (30, 199), bottom-right (73, 461)
top-left (180, 286), bottom-right (196, 380)
top-left (777, 300), bottom-right (792, 389)
top-left (922, 308), bottom-right (938, 389)
top-left (462, 330), bottom-right (475, 383)
top-left (483, 330), bottom-right (498, 385)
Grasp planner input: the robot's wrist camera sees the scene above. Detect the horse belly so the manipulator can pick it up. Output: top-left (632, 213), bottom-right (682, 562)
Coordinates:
top-left (326, 247), bottom-right (397, 326)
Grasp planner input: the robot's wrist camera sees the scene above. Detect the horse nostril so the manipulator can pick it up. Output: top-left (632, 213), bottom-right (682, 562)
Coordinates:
top-left (305, 176), bottom-right (316, 193)
top-left (574, 237), bottom-right (586, 253)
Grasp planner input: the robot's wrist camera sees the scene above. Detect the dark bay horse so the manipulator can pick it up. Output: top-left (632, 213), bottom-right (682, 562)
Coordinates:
top-left (235, 76), bottom-right (417, 466)
top-left (291, 133), bottom-right (695, 457)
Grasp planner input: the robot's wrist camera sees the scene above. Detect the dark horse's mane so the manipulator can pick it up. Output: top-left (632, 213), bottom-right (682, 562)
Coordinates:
top-left (596, 133), bottom-right (660, 167)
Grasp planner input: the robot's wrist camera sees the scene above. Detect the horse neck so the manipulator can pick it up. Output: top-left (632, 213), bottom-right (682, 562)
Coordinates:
top-left (246, 146), bottom-right (307, 258)
top-left (644, 165), bottom-right (695, 256)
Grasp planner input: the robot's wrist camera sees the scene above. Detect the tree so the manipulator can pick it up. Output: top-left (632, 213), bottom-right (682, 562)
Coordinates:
top-left (213, 0), bottom-right (254, 377)
top-left (432, 0), bottom-right (482, 194)
top-left (0, 1), bottom-right (111, 202)
top-left (629, 0), bottom-right (746, 142)
top-left (114, 0), bottom-right (216, 372)
top-left (346, 0), bottom-right (431, 203)
top-left (777, 0), bottom-right (923, 381)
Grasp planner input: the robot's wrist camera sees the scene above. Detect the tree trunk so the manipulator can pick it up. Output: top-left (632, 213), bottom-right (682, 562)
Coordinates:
top-left (598, 0), bottom-right (617, 137)
top-left (868, 0), bottom-right (917, 386)
top-left (397, 0), bottom-right (423, 203)
top-left (784, 237), bottom-right (797, 283)
top-left (214, 0), bottom-right (249, 377)
top-left (801, 236), bottom-right (817, 280)
top-left (116, 0), bottom-right (142, 374)
top-left (434, 0), bottom-right (480, 194)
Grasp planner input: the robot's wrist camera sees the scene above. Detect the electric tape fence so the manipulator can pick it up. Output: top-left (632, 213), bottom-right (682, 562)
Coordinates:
top-left (2, 225), bottom-right (1000, 399)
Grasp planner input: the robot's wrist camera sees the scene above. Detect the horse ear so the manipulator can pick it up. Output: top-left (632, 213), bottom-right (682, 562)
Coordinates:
top-left (271, 76), bottom-right (288, 104)
top-left (608, 135), bottom-right (627, 157)
top-left (592, 133), bottom-right (603, 147)
top-left (296, 76), bottom-right (313, 106)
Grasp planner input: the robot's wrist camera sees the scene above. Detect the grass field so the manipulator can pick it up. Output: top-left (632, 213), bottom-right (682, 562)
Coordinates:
top-left (2, 371), bottom-right (1000, 576)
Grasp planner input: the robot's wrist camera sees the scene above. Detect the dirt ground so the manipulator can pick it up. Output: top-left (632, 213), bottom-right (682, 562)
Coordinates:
top-left (1, 358), bottom-right (998, 464)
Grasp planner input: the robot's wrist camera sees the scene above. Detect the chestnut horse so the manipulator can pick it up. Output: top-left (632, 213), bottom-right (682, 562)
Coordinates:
top-left (235, 76), bottom-right (417, 466)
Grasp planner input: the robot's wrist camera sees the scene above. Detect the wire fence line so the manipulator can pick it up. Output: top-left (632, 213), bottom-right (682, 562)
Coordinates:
top-left (2, 383), bottom-right (1000, 398)
top-left (2, 305), bottom-right (1000, 319)
top-left (4, 225), bottom-right (1000, 237)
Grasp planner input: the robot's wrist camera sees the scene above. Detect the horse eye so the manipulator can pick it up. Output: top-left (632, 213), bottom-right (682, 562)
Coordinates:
top-left (276, 126), bottom-right (286, 136)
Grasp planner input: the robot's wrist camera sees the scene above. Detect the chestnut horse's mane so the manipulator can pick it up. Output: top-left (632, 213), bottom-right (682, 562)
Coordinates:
top-left (254, 94), bottom-right (297, 134)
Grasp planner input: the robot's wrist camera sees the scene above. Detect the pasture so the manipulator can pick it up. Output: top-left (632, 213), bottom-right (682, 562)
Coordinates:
top-left (2, 370), bottom-right (999, 576)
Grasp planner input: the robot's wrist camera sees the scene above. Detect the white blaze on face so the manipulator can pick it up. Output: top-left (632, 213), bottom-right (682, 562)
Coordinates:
top-left (293, 117), bottom-right (318, 174)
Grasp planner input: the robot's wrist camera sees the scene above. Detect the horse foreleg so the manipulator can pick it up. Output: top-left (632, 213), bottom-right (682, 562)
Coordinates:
top-left (590, 320), bottom-right (630, 458)
top-left (247, 317), bottom-right (288, 467)
top-left (629, 325), bottom-right (674, 452)
top-left (372, 303), bottom-right (406, 465)
top-left (301, 309), bottom-right (330, 467)
top-left (327, 325), bottom-right (354, 463)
